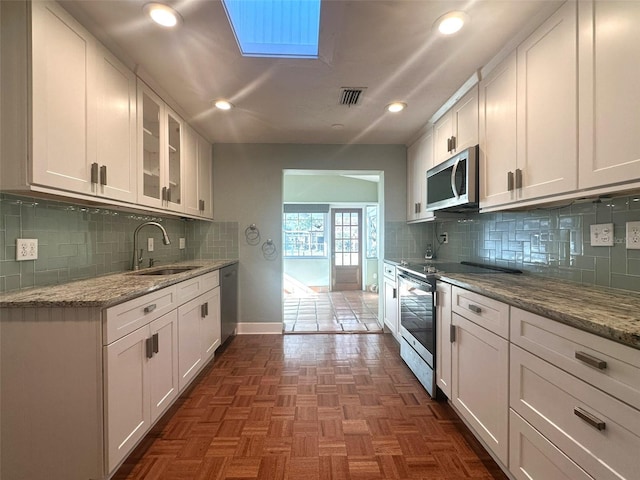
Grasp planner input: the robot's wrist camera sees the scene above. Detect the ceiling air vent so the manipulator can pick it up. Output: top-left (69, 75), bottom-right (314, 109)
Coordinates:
top-left (339, 87), bottom-right (366, 106)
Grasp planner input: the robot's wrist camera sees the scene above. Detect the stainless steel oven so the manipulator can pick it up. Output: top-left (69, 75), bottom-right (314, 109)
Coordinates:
top-left (397, 271), bottom-right (436, 397)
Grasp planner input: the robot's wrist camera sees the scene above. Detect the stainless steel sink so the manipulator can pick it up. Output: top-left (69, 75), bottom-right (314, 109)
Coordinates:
top-left (131, 266), bottom-right (202, 276)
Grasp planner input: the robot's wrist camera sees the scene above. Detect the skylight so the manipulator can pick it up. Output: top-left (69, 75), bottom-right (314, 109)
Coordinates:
top-left (222, 0), bottom-right (321, 58)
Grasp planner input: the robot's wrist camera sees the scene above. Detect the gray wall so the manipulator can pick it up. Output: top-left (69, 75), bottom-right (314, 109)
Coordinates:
top-left (213, 143), bottom-right (406, 325)
top-left (0, 194), bottom-right (238, 292)
top-left (430, 194), bottom-right (640, 292)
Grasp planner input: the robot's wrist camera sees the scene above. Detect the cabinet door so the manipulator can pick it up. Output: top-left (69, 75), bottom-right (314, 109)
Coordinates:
top-left (165, 108), bottom-right (184, 212)
top-left (451, 86), bottom-right (478, 155)
top-left (138, 82), bottom-right (165, 209)
top-left (197, 134), bottom-right (214, 219)
top-left (182, 125), bottom-right (200, 217)
top-left (435, 282), bottom-right (452, 397)
top-left (451, 312), bottom-right (509, 464)
top-left (148, 310), bottom-right (179, 423)
top-left (406, 140), bottom-right (419, 222)
top-left (479, 51), bottom-right (517, 209)
top-left (104, 325), bottom-right (150, 473)
top-left (30, 1), bottom-right (96, 195)
top-left (200, 287), bottom-right (221, 362)
top-left (407, 130), bottom-right (434, 222)
top-left (383, 276), bottom-right (398, 338)
top-left (433, 111), bottom-right (454, 165)
top-left (578, 1), bottom-right (640, 189)
top-left (178, 295), bottom-right (204, 391)
top-left (516, 1), bottom-right (577, 201)
top-left (95, 46), bottom-right (137, 203)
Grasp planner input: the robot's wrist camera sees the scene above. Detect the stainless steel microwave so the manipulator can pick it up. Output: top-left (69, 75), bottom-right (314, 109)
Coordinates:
top-left (426, 145), bottom-right (479, 212)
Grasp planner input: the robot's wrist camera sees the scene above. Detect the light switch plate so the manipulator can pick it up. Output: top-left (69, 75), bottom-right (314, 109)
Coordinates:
top-left (626, 221), bottom-right (640, 249)
top-left (179, 238), bottom-right (186, 249)
top-left (590, 223), bottom-right (614, 246)
top-left (147, 237), bottom-right (154, 252)
top-left (16, 238), bottom-right (38, 260)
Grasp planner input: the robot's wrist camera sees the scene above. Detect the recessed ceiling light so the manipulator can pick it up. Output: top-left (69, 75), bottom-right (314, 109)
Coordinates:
top-left (436, 11), bottom-right (469, 35)
top-left (331, 124), bottom-right (345, 130)
top-left (214, 100), bottom-right (234, 110)
top-left (144, 3), bottom-right (182, 28)
top-left (386, 102), bottom-right (407, 113)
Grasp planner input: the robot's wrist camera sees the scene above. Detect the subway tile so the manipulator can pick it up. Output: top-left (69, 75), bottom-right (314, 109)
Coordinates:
top-left (595, 256), bottom-right (611, 286)
top-left (611, 273), bottom-right (640, 291)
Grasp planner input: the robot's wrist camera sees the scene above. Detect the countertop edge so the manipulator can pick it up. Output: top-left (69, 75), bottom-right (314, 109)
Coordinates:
top-left (0, 259), bottom-right (239, 309)
top-left (438, 274), bottom-right (640, 351)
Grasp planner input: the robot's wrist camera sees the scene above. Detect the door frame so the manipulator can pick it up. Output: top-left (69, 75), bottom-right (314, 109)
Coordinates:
top-left (330, 207), bottom-right (363, 291)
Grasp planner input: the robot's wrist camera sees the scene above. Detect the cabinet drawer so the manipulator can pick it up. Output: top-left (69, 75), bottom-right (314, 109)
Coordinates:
top-left (383, 263), bottom-right (396, 280)
top-left (175, 270), bottom-right (219, 304)
top-left (510, 345), bottom-right (640, 480)
top-left (511, 307), bottom-right (640, 411)
top-left (103, 286), bottom-right (177, 344)
top-left (452, 286), bottom-right (509, 338)
top-left (510, 410), bottom-right (593, 480)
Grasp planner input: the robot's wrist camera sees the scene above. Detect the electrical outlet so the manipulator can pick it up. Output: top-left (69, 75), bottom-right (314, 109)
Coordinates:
top-left (179, 237), bottom-right (186, 249)
top-left (147, 237), bottom-right (154, 252)
top-left (590, 223), bottom-right (614, 246)
top-left (626, 221), bottom-right (640, 250)
top-left (16, 238), bottom-right (38, 261)
top-left (441, 232), bottom-right (449, 244)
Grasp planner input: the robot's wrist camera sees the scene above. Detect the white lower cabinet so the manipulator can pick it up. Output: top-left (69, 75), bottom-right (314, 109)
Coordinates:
top-left (509, 410), bottom-right (593, 480)
top-left (104, 310), bottom-right (178, 473)
top-left (435, 281), bottom-right (452, 397)
top-left (383, 263), bottom-right (399, 338)
top-left (451, 311), bottom-right (509, 464)
top-left (178, 286), bottom-right (221, 391)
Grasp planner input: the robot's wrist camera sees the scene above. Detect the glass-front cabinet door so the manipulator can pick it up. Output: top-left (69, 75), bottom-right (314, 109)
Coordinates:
top-left (137, 80), bottom-right (183, 211)
top-left (166, 110), bottom-right (183, 212)
top-left (140, 88), bottom-right (163, 206)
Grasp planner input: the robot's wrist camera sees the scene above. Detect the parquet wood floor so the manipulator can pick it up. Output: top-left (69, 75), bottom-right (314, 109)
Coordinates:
top-left (113, 334), bottom-right (508, 480)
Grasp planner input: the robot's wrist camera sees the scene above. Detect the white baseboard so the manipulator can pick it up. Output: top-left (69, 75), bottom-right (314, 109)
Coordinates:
top-left (236, 322), bottom-right (283, 335)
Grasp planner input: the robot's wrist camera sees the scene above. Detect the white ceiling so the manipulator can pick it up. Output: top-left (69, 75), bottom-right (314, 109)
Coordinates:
top-left (61, 0), bottom-right (563, 145)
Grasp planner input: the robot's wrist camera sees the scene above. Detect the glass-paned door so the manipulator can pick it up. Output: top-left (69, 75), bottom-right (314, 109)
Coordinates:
top-left (167, 113), bottom-right (181, 208)
top-left (142, 91), bottom-right (162, 202)
top-left (331, 208), bottom-right (362, 291)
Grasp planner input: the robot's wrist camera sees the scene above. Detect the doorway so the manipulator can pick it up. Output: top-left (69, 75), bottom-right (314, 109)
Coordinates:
top-left (282, 170), bottom-right (383, 333)
top-left (331, 208), bottom-right (362, 291)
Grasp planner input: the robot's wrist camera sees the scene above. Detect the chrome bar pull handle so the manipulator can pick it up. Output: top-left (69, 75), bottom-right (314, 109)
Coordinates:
top-left (450, 324), bottom-right (456, 343)
top-left (199, 199), bottom-right (205, 211)
top-left (451, 135), bottom-right (457, 151)
top-left (575, 351), bottom-right (607, 370)
top-left (99, 165), bottom-right (107, 186)
top-left (146, 337), bottom-right (154, 359)
top-left (468, 304), bottom-right (482, 314)
top-left (574, 407), bottom-right (606, 431)
top-left (144, 304), bottom-right (157, 314)
top-left (91, 162), bottom-right (99, 184)
top-left (162, 186), bottom-right (167, 202)
top-left (152, 333), bottom-right (159, 354)
top-left (515, 168), bottom-right (523, 189)
top-left (507, 171), bottom-right (514, 191)
top-left (392, 288), bottom-right (397, 299)
top-left (447, 137), bottom-right (452, 153)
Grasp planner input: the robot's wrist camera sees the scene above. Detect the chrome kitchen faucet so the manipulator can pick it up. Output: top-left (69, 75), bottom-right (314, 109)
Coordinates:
top-left (132, 221), bottom-right (171, 270)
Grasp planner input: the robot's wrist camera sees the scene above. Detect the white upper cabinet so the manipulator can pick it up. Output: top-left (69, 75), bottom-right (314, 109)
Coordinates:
top-left (95, 46), bottom-right (137, 203)
top-left (30, 0), bottom-right (97, 196)
top-left (138, 81), bottom-right (184, 213)
top-left (184, 125), bottom-right (214, 219)
top-left (433, 86), bottom-right (478, 165)
top-left (479, 51), bottom-right (518, 208)
top-left (2, 1), bottom-right (138, 203)
top-left (516, 1), bottom-right (577, 200)
top-left (480, 1), bottom-right (577, 210)
top-left (407, 128), bottom-right (435, 222)
top-left (578, 0), bottom-right (640, 189)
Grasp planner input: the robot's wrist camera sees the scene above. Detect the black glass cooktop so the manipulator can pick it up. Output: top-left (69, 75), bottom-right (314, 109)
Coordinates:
top-left (400, 261), bottom-right (522, 277)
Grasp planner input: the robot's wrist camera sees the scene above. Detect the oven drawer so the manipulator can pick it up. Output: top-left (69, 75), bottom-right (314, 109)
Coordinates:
top-left (452, 286), bottom-right (509, 338)
top-left (510, 344), bottom-right (640, 480)
top-left (511, 307), bottom-right (640, 411)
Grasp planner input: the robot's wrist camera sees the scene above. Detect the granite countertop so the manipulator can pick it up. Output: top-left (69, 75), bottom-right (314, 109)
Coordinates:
top-left (0, 259), bottom-right (238, 309)
top-left (439, 272), bottom-right (640, 350)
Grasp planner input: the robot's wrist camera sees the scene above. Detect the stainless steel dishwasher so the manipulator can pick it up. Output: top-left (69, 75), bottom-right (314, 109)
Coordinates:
top-left (220, 263), bottom-right (238, 345)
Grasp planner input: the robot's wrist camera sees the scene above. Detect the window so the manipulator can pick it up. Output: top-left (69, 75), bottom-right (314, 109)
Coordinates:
top-left (366, 205), bottom-right (378, 259)
top-left (283, 212), bottom-right (326, 257)
top-left (222, 0), bottom-right (321, 58)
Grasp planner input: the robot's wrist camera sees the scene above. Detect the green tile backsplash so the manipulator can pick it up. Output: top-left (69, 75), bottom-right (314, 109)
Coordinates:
top-left (429, 194), bottom-right (640, 292)
top-left (0, 194), bottom-right (238, 292)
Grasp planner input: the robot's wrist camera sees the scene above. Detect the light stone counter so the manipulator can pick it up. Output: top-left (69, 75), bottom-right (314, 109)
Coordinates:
top-left (439, 273), bottom-right (640, 350)
top-left (0, 259), bottom-right (237, 309)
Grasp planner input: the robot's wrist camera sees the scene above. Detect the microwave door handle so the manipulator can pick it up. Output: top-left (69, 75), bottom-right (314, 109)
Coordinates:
top-left (450, 158), bottom-right (460, 200)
